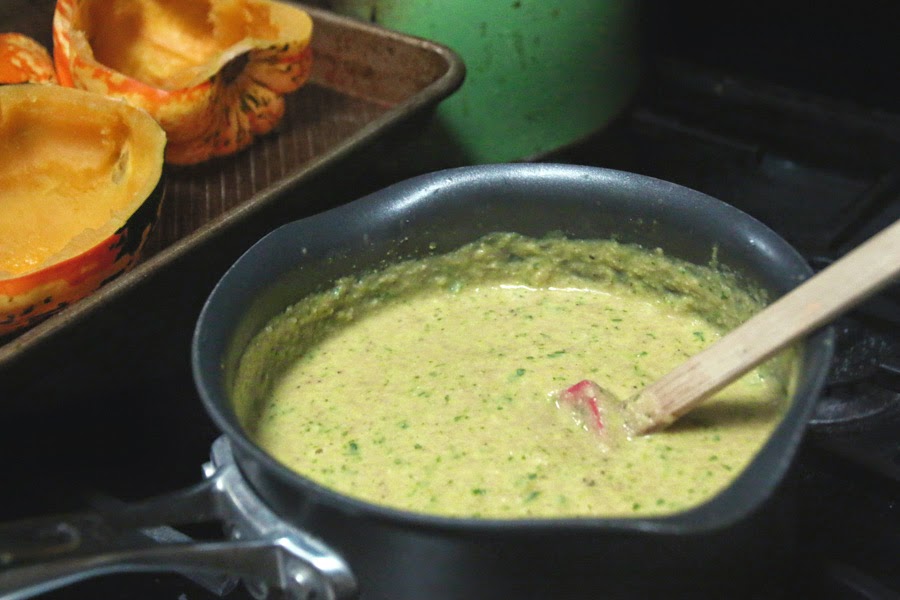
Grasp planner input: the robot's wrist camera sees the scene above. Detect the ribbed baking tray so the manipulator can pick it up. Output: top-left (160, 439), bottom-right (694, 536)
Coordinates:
top-left (0, 2), bottom-right (464, 371)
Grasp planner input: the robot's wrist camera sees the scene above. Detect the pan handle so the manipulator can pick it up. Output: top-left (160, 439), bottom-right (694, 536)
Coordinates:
top-left (0, 437), bottom-right (357, 600)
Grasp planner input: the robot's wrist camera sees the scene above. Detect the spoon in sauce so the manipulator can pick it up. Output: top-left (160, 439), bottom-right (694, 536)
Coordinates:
top-left (560, 218), bottom-right (900, 438)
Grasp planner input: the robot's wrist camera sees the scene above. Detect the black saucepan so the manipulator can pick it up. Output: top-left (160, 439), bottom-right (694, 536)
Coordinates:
top-left (1, 164), bottom-right (833, 600)
top-left (194, 163), bottom-right (833, 598)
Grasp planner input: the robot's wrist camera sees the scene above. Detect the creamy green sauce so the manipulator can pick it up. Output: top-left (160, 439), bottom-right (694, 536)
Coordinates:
top-left (235, 233), bottom-right (794, 519)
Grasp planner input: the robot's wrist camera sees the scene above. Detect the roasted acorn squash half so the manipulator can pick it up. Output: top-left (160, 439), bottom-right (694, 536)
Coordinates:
top-left (0, 84), bottom-right (166, 337)
top-left (53, 0), bottom-right (314, 165)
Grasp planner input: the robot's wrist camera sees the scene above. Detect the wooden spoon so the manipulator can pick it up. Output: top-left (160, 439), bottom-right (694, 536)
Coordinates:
top-left (560, 218), bottom-right (900, 437)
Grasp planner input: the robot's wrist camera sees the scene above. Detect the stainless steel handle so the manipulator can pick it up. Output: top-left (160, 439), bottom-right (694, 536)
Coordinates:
top-left (0, 437), bottom-right (357, 600)
top-left (1, 538), bottom-right (313, 600)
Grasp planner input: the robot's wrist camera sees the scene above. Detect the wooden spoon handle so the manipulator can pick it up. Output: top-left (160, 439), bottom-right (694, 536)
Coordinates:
top-left (631, 218), bottom-right (900, 434)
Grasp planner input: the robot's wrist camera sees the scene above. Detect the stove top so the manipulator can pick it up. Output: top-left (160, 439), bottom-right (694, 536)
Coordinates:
top-left (552, 58), bottom-right (900, 598)
top-left (1, 56), bottom-right (898, 600)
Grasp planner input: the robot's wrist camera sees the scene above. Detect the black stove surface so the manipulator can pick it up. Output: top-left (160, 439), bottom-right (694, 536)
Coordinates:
top-left (2, 54), bottom-right (899, 600)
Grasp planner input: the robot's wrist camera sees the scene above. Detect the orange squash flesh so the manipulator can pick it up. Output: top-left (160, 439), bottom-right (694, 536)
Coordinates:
top-left (53, 0), bottom-right (314, 165)
top-left (0, 84), bottom-right (166, 336)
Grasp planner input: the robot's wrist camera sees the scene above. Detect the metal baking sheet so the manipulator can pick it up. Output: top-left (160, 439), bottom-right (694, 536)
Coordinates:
top-left (0, 2), bottom-right (464, 368)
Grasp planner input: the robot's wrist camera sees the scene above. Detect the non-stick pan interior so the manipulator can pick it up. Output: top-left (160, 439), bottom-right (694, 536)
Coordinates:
top-left (192, 163), bottom-right (833, 533)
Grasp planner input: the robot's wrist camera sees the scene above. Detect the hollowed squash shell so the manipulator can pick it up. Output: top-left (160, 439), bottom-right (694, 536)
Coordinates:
top-left (0, 33), bottom-right (58, 84)
top-left (0, 84), bottom-right (166, 337)
top-left (52, 0), bottom-right (314, 165)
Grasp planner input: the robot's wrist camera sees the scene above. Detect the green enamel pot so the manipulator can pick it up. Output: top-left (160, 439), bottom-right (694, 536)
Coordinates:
top-left (325, 0), bottom-right (642, 165)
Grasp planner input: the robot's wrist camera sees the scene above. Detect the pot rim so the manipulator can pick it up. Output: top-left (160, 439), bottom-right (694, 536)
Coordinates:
top-left (192, 163), bottom-right (834, 536)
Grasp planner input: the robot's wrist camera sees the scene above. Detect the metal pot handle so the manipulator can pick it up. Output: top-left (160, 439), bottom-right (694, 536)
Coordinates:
top-left (0, 437), bottom-right (357, 600)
